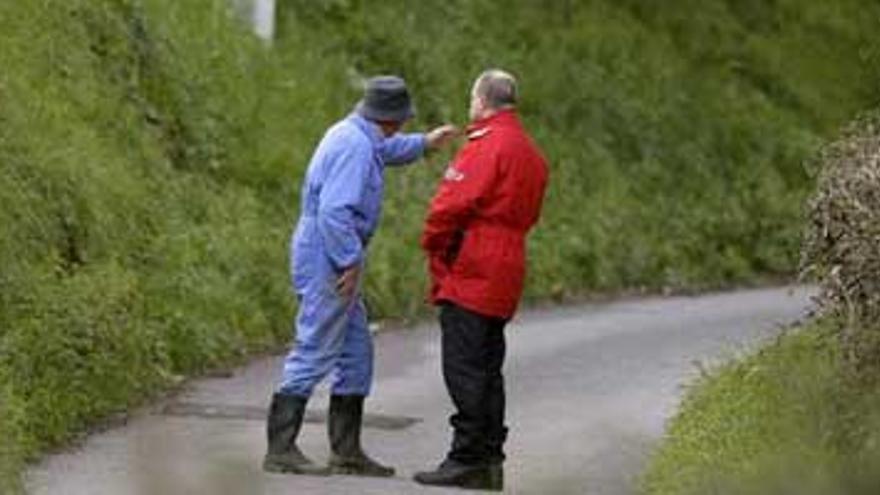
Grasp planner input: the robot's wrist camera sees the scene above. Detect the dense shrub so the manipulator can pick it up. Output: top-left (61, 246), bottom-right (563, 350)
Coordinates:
top-left (276, 0), bottom-right (880, 305)
top-left (0, 0), bottom-right (296, 488)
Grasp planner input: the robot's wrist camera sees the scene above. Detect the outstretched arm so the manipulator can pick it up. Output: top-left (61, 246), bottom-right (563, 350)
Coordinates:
top-left (383, 125), bottom-right (460, 166)
top-left (381, 133), bottom-right (426, 166)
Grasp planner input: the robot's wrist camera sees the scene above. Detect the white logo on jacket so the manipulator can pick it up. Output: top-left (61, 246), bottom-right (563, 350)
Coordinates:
top-left (444, 166), bottom-right (466, 182)
top-left (467, 128), bottom-right (491, 140)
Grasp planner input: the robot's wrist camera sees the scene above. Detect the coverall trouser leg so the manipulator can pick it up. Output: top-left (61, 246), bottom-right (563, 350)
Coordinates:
top-left (279, 275), bottom-right (373, 398)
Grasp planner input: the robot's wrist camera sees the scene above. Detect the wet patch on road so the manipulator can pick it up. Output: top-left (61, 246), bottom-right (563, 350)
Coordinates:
top-left (159, 402), bottom-right (421, 430)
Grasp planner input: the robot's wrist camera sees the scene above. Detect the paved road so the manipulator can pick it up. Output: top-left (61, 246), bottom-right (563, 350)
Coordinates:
top-left (26, 287), bottom-right (814, 495)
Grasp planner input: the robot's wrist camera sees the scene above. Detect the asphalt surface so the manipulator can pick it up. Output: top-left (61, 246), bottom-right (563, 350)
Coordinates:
top-left (26, 286), bottom-right (814, 495)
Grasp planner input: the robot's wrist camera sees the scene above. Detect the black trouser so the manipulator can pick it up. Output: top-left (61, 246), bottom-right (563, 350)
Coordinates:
top-left (440, 302), bottom-right (509, 466)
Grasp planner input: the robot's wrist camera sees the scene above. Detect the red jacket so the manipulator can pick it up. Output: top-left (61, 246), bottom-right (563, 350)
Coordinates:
top-left (421, 110), bottom-right (548, 319)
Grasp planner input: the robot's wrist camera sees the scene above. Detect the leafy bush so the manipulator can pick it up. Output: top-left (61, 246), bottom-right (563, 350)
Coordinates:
top-left (0, 374), bottom-right (25, 494)
top-left (276, 0), bottom-right (880, 304)
top-left (0, 0), bottom-right (296, 488)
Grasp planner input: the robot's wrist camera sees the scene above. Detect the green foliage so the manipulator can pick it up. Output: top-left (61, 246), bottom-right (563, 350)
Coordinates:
top-left (276, 0), bottom-right (880, 306)
top-left (643, 103), bottom-right (880, 495)
top-left (641, 321), bottom-right (880, 495)
top-left (0, 373), bottom-right (25, 495)
top-left (1, 0), bottom-right (879, 488)
top-left (0, 0), bottom-right (295, 486)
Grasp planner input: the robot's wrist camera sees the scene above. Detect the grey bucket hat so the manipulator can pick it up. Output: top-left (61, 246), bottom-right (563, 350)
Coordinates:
top-left (355, 75), bottom-right (415, 123)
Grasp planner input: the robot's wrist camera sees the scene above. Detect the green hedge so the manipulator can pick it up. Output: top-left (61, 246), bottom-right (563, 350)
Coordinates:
top-left (0, 1), bottom-right (297, 488)
top-left (1, 0), bottom-right (879, 490)
top-left (275, 0), bottom-right (880, 304)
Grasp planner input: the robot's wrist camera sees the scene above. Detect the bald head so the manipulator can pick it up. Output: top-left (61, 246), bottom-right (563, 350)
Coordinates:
top-left (469, 69), bottom-right (517, 121)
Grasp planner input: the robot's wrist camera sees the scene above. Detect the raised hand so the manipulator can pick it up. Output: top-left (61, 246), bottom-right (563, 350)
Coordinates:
top-left (425, 124), bottom-right (461, 151)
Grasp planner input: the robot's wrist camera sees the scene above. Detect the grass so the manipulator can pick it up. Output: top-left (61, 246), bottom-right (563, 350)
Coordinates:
top-left (1, 0), bottom-right (880, 490)
top-left (640, 320), bottom-right (880, 495)
top-left (642, 70), bottom-right (880, 495)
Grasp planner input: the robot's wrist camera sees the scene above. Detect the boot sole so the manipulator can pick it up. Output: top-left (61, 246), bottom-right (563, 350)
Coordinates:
top-left (329, 464), bottom-right (396, 478)
top-left (263, 460), bottom-right (331, 476)
top-left (414, 480), bottom-right (502, 492)
top-left (413, 480), bottom-right (502, 492)
top-left (413, 471), bottom-right (502, 491)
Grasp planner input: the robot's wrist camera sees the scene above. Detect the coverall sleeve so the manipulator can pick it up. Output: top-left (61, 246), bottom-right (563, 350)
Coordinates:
top-left (317, 140), bottom-right (372, 270)
top-left (421, 147), bottom-right (498, 260)
top-left (381, 133), bottom-right (426, 166)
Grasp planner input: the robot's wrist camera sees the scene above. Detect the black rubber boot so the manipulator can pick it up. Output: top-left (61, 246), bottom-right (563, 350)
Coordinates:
top-left (413, 459), bottom-right (503, 492)
top-left (262, 393), bottom-right (330, 475)
top-left (327, 395), bottom-right (395, 477)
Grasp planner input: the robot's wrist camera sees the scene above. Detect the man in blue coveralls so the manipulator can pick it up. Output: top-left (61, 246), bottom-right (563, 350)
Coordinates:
top-left (263, 76), bottom-right (458, 477)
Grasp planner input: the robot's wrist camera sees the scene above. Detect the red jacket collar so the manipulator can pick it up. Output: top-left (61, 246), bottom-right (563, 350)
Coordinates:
top-left (467, 108), bottom-right (519, 134)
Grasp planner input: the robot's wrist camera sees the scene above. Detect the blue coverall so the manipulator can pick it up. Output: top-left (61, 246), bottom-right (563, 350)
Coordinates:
top-left (279, 113), bottom-right (425, 398)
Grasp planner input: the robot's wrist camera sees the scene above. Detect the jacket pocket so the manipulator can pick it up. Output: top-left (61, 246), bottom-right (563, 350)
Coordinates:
top-left (450, 230), bottom-right (482, 280)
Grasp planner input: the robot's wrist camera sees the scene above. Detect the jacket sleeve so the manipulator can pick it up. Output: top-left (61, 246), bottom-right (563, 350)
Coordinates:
top-left (421, 145), bottom-right (498, 260)
top-left (317, 140), bottom-right (372, 270)
top-left (381, 133), bottom-right (426, 166)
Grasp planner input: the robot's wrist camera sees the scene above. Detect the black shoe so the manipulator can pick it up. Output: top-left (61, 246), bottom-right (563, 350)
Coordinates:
top-left (262, 393), bottom-right (330, 475)
top-left (327, 395), bottom-right (395, 477)
top-left (413, 459), bottom-right (503, 491)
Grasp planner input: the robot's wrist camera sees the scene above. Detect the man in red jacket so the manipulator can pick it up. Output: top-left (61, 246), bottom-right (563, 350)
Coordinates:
top-left (414, 69), bottom-right (549, 491)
